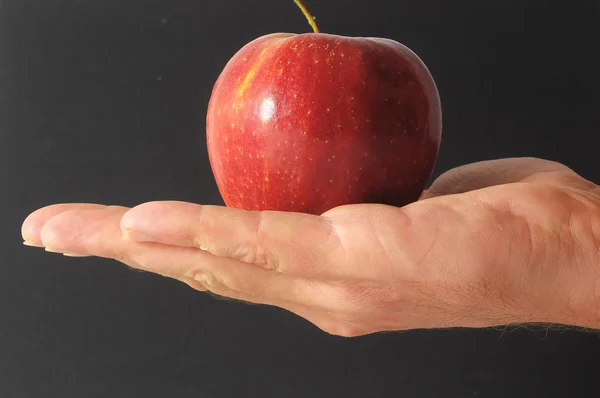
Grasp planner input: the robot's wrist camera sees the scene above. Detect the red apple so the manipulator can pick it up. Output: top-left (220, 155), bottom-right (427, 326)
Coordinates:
top-left (206, 3), bottom-right (442, 215)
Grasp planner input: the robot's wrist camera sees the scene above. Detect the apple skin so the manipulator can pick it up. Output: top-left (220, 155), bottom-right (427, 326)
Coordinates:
top-left (206, 32), bottom-right (442, 215)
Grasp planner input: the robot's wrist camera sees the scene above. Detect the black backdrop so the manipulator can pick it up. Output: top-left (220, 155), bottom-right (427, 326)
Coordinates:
top-left (2, 1), bottom-right (600, 397)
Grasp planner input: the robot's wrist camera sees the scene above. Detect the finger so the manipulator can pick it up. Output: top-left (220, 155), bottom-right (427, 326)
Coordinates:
top-left (38, 206), bottom-right (326, 308)
top-left (423, 157), bottom-right (574, 198)
top-left (119, 201), bottom-right (340, 276)
top-left (39, 206), bottom-right (129, 256)
top-left (22, 203), bottom-right (108, 247)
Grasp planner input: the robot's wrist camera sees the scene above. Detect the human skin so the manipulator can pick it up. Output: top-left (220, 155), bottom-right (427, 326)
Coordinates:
top-left (21, 157), bottom-right (600, 337)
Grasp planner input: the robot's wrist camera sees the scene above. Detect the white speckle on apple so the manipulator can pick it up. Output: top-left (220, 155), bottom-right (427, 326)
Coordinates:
top-left (231, 123), bottom-right (236, 128)
top-left (259, 96), bottom-right (276, 122)
top-left (325, 140), bottom-right (329, 144)
top-left (326, 108), bottom-right (330, 112)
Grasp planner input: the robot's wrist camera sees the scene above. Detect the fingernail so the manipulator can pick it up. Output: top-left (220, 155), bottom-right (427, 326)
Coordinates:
top-left (23, 240), bottom-right (44, 248)
top-left (63, 253), bottom-right (90, 258)
top-left (44, 246), bottom-right (89, 257)
top-left (122, 230), bottom-right (154, 242)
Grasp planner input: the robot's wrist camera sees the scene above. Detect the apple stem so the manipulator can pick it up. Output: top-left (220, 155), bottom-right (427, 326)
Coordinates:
top-left (293, 0), bottom-right (320, 33)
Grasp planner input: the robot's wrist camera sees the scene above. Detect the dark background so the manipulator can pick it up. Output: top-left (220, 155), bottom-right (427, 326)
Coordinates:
top-left (2, 0), bottom-right (600, 397)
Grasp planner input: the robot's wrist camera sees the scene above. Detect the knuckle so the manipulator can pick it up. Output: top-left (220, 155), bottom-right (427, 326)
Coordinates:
top-left (192, 235), bottom-right (210, 251)
top-left (194, 272), bottom-right (230, 294)
top-left (182, 276), bottom-right (209, 292)
top-left (188, 272), bottom-right (236, 298)
top-left (188, 270), bottom-right (266, 303)
top-left (231, 244), bottom-right (274, 269)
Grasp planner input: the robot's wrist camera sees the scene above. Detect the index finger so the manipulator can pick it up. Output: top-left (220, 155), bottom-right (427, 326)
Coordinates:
top-left (119, 201), bottom-right (341, 276)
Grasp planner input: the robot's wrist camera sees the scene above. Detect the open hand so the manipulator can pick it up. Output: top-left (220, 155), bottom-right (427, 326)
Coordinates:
top-left (21, 157), bottom-right (600, 336)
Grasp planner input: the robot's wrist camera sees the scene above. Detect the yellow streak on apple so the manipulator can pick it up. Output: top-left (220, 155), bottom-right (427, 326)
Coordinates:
top-left (229, 0), bottom-right (321, 202)
top-left (237, 47), bottom-right (270, 101)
